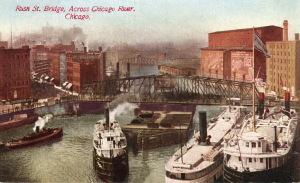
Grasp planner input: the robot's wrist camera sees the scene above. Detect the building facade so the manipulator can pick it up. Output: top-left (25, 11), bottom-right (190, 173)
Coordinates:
top-left (266, 34), bottom-right (300, 99)
top-left (0, 46), bottom-right (31, 100)
top-left (66, 47), bottom-right (105, 93)
top-left (201, 25), bottom-right (283, 81)
top-left (30, 45), bottom-right (50, 76)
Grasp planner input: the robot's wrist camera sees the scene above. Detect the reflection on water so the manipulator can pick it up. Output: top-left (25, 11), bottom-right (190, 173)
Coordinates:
top-left (0, 105), bottom-right (298, 182)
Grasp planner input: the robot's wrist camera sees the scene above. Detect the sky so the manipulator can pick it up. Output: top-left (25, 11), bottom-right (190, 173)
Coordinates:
top-left (0, 0), bottom-right (300, 44)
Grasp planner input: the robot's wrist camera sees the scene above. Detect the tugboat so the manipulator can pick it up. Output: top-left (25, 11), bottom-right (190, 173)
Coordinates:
top-left (165, 105), bottom-right (244, 183)
top-left (223, 92), bottom-right (298, 182)
top-left (2, 115), bottom-right (62, 148)
top-left (93, 108), bottom-right (129, 182)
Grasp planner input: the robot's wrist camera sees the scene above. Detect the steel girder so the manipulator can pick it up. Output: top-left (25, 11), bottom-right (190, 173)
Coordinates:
top-left (80, 75), bottom-right (257, 105)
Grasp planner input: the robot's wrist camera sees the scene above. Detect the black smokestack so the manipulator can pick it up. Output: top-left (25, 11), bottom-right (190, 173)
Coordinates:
top-left (273, 126), bottom-right (277, 152)
top-left (285, 92), bottom-right (290, 112)
top-left (127, 63), bottom-right (130, 77)
top-left (105, 108), bottom-right (109, 128)
top-left (258, 92), bottom-right (265, 119)
top-left (116, 62), bottom-right (119, 79)
top-left (199, 111), bottom-right (207, 144)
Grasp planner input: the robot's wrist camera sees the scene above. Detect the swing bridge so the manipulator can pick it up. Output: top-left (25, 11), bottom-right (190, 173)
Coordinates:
top-left (79, 75), bottom-right (258, 105)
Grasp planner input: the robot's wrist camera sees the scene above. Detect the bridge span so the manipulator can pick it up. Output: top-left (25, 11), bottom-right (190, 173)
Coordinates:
top-left (80, 75), bottom-right (258, 105)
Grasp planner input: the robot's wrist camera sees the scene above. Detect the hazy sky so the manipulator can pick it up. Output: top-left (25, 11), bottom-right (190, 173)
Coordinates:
top-left (0, 0), bottom-right (299, 43)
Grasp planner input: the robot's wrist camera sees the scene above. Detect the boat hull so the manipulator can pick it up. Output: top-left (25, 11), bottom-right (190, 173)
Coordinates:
top-left (0, 115), bottom-right (38, 131)
top-left (4, 127), bottom-right (63, 148)
top-left (93, 149), bottom-right (129, 182)
top-left (165, 164), bottom-right (223, 183)
top-left (223, 156), bottom-right (294, 182)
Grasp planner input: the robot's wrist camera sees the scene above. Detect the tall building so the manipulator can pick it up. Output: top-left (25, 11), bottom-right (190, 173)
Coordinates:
top-left (48, 41), bottom-right (75, 85)
top-left (201, 25), bottom-right (283, 81)
top-left (30, 45), bottom-right (50, 76)
top-left (66, 47), bottom-right (105, 93)
top-left (0, 46), bottom-right (31, 100)
top-left (266, 22), bottom-right (300, 99)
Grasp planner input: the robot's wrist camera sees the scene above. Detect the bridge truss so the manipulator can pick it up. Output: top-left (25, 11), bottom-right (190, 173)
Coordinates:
top-left (80, 75), bottom-right (257, 105)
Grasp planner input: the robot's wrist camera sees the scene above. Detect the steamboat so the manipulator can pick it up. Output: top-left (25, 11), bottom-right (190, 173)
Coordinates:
top-left (223, 93), bottom-right (298, 182)
top-left (93, 108), bottom-right (129, 182)
top-left (165, 105), bottom-right (244, 183)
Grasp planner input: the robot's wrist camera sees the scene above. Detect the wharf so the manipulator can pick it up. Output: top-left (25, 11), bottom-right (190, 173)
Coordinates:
top-left (122, 110), bottom-right (193, 150)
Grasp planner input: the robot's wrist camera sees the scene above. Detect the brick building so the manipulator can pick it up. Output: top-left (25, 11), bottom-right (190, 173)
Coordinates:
top-left (48, 41), bottom-right (75, 85)
top-left (266, 23), bottom-right (300, 99)
top-left (0, 46), bottom-right (31, 100)
top-left (66, 47), bottom-right (106, 93)
top-left (30, 45), bottom-right (50, 76)
top-left (201, 25), bottom-right (283, 81)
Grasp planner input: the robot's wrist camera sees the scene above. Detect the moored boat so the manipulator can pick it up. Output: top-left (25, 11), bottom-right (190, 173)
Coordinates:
top-left (0, 114), bottom-right (38, 131)
top-left (223, 93), bottom-right (298, 182)
top-left (93, 108), bottom-right (129, 182)
top-left (165, 105), bottom-right (244, 183)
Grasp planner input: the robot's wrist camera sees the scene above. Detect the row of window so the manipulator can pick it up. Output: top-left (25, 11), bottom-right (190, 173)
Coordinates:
top-left (268, 43), bottom-right (291, 49)
top-left (245, 141), bottom-right (261, 148)
top-left (4, 54), bottom-right (28, 59)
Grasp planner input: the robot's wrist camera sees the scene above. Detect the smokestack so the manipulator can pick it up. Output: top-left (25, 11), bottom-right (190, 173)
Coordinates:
top-left (285, 91), bottom-right (290, 112)
top-left (273, 126), bottom-right (277, 152)
top-left (116, 62), bottom-right (119, 79)
top-left (295, 33), bottom-right (299, 41)
top-left (84, 47), bottom-right (87, 53)
top-left (102, 52), bottom-right (106, 80)
top-left (105, 108), bottom-right (109, 129)
top-left (127, 63), bottom-right (130, 77)
top-left (199, 111), bottom-right (207, 144)
top-left (258, 92), bottom-right (265, 119)
top-left (283, 20), bottom-right (288, 41)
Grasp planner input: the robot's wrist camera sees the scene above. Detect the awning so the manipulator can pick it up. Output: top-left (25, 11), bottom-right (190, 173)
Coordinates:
top-left (66, 83), bottom-right (73, 89)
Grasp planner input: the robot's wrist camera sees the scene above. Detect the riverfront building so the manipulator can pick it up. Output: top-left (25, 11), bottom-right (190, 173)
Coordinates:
top-left (159, 58), bottom-right (198, 76)
top-left (201, 25), bottom-right (283, 81)
top-left (66, 47), bottom-right (106, 93)
top-left (0, 46), bottom-right (31, 100)
top-left (266, 23), bottom-right (300, 99)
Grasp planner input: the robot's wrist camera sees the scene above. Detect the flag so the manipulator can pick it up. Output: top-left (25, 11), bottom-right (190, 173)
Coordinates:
top-left (254, 30), bottom-right (270, 57)
top-left (279, 76), bottom-right (284, 87)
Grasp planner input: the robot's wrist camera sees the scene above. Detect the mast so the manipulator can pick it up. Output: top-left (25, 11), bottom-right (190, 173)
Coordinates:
top-left (252, 28), bottom-right (256, 132)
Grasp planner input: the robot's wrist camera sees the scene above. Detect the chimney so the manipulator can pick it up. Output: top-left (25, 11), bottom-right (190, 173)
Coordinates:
top-left (84, 46), bottom-right (87, 53)
top-left (295, 33), bottom-right (299, 41)
top-left (199, 111), bottom-right (207, 145)
top-left (102, 52), bottom-right (106, 80)
top-left (116, 62), bottom-right (119, 79)
top-left (283, 20), bottom-right (288, 41)
top-left (105, 108), bottom-right (109, 129)
top-left (127, 63), bottom-right (130, 77)
top-left (285, 91), bottom-right (290, 112)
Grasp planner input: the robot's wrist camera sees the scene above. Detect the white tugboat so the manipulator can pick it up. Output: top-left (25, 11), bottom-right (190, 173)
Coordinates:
top-left (165, 105), bottom-right (244, 183)
top-left (223, 92), bottom-right (298, 182)
top-left (93, 108), bottom-right (128, 182)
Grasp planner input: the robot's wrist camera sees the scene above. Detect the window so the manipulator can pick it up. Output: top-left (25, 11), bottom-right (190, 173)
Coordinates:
top-left (258, 142), bottom-right (261, 147)
top-left (239, 157), bottom-right (241, 161)
top-left (260, 158), bottom-right (263, 163)
top-left (252, 142), bottom-right (256, 148)
top-left (249, 158), bottom-right (252, 163)
top-left (246, 142), bottom-right (249, 147)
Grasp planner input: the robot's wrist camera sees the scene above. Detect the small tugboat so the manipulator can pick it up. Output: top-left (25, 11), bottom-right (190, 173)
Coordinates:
top-left (93, 108), bottom-right (129, 182)
top-left (165, 105), bottom-right (244, 183)
top-left (223, 92), bottom-right (298, 182)
top-left (4, 127), bottom-right (63, 148)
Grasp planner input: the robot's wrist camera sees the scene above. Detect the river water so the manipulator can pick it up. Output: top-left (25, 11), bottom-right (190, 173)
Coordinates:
top-left (0, 105), bottom-right (298, 182)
